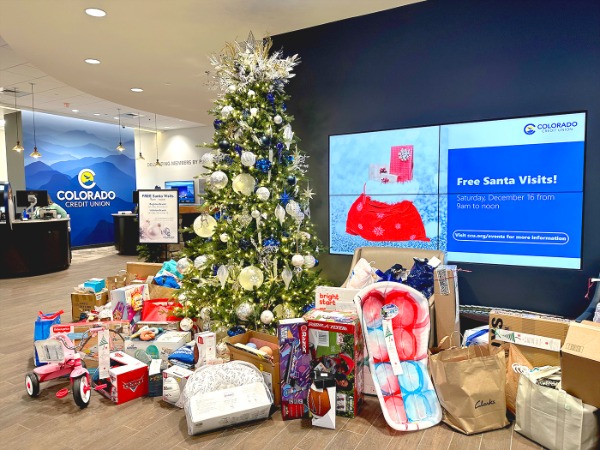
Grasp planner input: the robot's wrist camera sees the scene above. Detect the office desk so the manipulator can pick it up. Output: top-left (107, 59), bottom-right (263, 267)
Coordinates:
top-left (0, 218), bottom-right (71, 277)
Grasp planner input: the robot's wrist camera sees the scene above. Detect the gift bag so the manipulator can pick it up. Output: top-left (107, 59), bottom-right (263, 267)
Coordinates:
top-left (429, 344), bottom-right (509, 434)
top-left (515, 371), bottom-right (599, 450)
top-left (34, 310), bottom-right (64, 366)
top-left (141, 298), bottom-right (182, 322)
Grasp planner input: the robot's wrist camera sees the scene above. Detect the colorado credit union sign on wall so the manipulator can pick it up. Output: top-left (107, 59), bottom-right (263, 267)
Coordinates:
top-left (56, 169), bottom-right (117, 208)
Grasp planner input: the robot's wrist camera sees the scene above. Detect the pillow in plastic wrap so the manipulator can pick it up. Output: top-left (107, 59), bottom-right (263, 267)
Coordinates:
top-left (177, 360), bottom-right (267, 409)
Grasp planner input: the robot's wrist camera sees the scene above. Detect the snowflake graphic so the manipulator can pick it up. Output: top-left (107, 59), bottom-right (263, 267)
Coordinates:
top-left (395, 223), bottom-right (401, 230)
top-left (376, 213), bottom-right (385, 219)
top-left (410, 234), bottom-right (416, 240)
top-left (358, 224), bottom-right (363, 230)
top-left (381, 177), bottom-right (390, 184)
top-left (357, 203), bottom-right (363, 212)
top-left (373, 226), bottom-right (385, 237)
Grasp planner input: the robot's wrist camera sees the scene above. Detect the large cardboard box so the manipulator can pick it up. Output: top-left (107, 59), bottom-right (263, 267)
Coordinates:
top-left (71, 290), bottom-right (109, 321)
top-left (227, 331), bottom-right (280, 406)
top-left (124, 330), bottom-right (191, 363)
top-left (561, 321), bottom-right (600, 408)
top-left (126, 262), bottom-right (163, 284)
top-left (433, 265), bottom-right (460, 348)
top-left (303, 309), bottom-right (364, 417)
top-left (185, 381), bottom-right (272, 435)
top-left (488, 310), bottom-right (570, 367)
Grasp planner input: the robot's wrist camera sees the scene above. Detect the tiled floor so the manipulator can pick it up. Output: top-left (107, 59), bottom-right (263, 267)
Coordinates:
top-left (0, 248), bottom-right (545, 449)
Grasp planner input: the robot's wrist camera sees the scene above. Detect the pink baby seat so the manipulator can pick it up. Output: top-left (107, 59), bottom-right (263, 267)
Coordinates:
top-left (354, 281), bottom-right (442, 430)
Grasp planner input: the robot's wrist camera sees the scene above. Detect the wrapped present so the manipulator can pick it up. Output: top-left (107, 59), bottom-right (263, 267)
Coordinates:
top-left (390, 145), bottom-right (414, 183)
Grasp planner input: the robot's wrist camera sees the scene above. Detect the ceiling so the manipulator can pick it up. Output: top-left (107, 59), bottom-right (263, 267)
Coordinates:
top-left (0, 0), bottom-right (421, 131)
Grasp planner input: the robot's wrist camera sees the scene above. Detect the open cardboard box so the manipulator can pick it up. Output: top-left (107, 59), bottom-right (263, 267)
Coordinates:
top-left (227, 331), bottom-right (280, 406)
top-left (561, 320), bottom-right (600, 408)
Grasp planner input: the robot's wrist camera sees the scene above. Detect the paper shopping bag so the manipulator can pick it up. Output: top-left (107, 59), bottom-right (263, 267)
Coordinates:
top-left (515, 373), bottom-right (599, 450)
top-left (429, 345), bottom-right (509, 434)
top-left (505, 344), bottom-right (533, 415)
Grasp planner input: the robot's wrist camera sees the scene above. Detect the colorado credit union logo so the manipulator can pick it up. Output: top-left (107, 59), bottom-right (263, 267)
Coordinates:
top-left (78, 168), bottom-right (96, 189)
top-left (523, 124), bottom-right (536, 135)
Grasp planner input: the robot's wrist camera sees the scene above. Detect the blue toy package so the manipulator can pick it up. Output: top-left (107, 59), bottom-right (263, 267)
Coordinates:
top-left (33, 310), bottom-right (64, 366)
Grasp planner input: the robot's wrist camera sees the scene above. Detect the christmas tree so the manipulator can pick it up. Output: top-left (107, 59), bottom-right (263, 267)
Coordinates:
top-left (176, 34), bottom-right (326, 337)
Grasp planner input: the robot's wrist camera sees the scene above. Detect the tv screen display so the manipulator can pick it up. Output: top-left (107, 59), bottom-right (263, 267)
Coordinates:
top-left (329, 112), bottom-right (586, 269)
top-left (164, 181), bottom-right (195, 204)
top-left (16, 190), bottom-right (49, 208)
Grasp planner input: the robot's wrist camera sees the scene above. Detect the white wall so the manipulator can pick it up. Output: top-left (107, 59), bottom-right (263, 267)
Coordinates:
top-left (135, 126), bottom-right (214, 200)
top-left (0, 127), bottom-right (7, 181)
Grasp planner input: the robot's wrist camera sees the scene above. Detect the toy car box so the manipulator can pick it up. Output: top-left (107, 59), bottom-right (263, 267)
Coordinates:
top-left (95, 351), bottom-right (148, 405)
top-left (303, 309), bottom-right (364, 418)
top-left (278, 318), bottom-right (312, 420)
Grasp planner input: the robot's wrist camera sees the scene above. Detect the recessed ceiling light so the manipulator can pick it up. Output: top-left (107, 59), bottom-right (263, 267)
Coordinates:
top-left (130, 88), bottom-right (144, 93)
top-left (164, 126), bottom-right (171, 129)
top-left (72, 109), bottom-right (79, 113)
top-left (93, 113), bottom-right (101, 116)
top-left (85, 58), bottom-right (101, 65)
top-left (85, 8), bottom-right (106, 17)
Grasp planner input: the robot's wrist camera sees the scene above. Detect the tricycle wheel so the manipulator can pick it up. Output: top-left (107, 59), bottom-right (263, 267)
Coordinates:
top-left (73, 375), bottom-right (91, 408)
top-left (25, 372), bottom-right (40, 397)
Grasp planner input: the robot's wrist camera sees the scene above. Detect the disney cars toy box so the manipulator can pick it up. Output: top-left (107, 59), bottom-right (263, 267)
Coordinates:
top-left (96, 351), bottom-right (148, 405)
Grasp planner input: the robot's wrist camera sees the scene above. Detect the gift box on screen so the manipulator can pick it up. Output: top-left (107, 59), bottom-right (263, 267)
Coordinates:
top-left (390, 145), bottom-right (414, 183)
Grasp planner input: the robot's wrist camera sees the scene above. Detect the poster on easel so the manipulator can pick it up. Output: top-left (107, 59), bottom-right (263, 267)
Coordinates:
top-left (138, 189), bottom-right (179, 244)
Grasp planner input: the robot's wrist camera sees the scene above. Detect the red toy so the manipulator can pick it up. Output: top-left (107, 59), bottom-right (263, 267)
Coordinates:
top-left (25, 327), bottom-right (105, 408)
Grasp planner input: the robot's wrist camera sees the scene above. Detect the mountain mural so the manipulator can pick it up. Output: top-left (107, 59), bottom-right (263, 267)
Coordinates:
top-left (23, 112), bottom-right (136, 247)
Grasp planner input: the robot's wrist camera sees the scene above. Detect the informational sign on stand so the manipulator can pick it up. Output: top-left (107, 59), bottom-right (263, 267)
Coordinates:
top-left (138, 190), bottom-right (179, 244)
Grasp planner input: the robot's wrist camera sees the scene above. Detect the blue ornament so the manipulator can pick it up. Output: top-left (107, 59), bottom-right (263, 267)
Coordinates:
top-left (262, 237), bottom-right (280, 251)
top-left (256, 158), bottom-right (272, 173)
top-left (214, 211), bottom-right (228, 221)
top-left (282, 103), bottom-right (287, 111)
top-left (234, 144), bottom-right (244, 155)
top-left (279, 190), bottom-right (292, 206)
top-left (282, 231), bottom-right (289, 237)
top-left (260, 135), bottom-right (271, 147)
top-left (227, 325), bottom-right (246, 337)
top-left (212, 265), bottom-right (218, 276)
top-left (213, 119), bottom-right (223, 129)
top-left (302, 303), bottom-right (315, 314)
top-left (222, 155), bottom-right (234, 165)
top-left (314, 259), bottom-right (319, 267)
top-left (219, 139), bottom-right (230, 150)
top-left (287, 175), bottom-right (296, 186)
top-left (239, 239), bottom-right (251, 250)
top-left (266, 93), bottom-right (275, 104)
top-left (276, 142), bottom-right (284, 151)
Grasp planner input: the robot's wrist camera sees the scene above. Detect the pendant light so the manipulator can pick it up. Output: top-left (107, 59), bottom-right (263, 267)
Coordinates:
top-left (136, 113), bottom-right (145, 160)
top-left (29, 83), bottom-right (41, 159)
top-left (12, 90), bottom-right (24, 152)
top-left (154, 113), bottom-right (161, 166)
top-left (116, 108), bottom-right (125, 152)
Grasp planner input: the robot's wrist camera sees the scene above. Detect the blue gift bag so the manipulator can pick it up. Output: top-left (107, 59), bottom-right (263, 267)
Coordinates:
top-left (33, 310), bottom-right (64, 366)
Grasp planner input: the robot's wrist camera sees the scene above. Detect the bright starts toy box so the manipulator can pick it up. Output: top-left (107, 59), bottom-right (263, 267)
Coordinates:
top-left (302, 309), bottom-right (364, 418)
top-left (124, 330), bottom-right (191, 363)
top-left (96, 351), bottom-right (148, 405)
top-left (278, 318), bottom-right (313, 420)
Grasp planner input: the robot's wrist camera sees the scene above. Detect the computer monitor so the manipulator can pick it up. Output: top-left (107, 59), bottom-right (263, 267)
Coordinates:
top-left (16, 190), bottom-right (49, 208)
top-left (164, 180), bottom-right (195, 203)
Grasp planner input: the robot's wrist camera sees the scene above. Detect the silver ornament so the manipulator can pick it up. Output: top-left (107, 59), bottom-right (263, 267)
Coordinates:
top-left (273, 115), bottom-right (283, 125)
top-left (221, 105), bottom-right (234, 118)
top-left (281, 267), bottom-right (293, 289)
top-left (260, 310), bottom-right (274, 325)
top-left (201, 152), bottom-right (215, 167)
top-left (275, 204), bottom-right (286, 225)
top-left (303, 255), bottom-right (316, 269)
top-left (236, 302), bottom-right (255, 321)
top-left (193, 214), bottom-right (217, 237)
top-left (251, 209), bottom-right (261, 219)
top-left (285, 200), bottom-right (301, 216)
top-left (210, 171), bottom-right (228, 189)
top-left (238, 266), bottom-right (264, 290)
top-left (180, 317), bottom-right (194, 332)
top-left (194, 255), bottom-right (208, 269)
top-left (176, 257), bottom-right (192, 274)
top-left (232, 173), bottom-right (256, 196)
top-left (291, 254), bottom-right (305, 267)
top-left (241, 151), bottom-right (257, 167)
top-left (256, 187), bottom-right (270, 201)
top-left (220, 233), bottom-right (229, 243)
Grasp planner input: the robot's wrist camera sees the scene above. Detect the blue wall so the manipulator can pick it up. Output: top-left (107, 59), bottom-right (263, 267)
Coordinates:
top-left (22, 112), bottom-right (136, 247)
top-left (273, 0), bottom-right (600, 317)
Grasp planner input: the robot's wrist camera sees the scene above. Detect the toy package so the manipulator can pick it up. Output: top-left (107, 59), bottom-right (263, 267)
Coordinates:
top-left (303, 309), bottom-right (364, 418)
top-left (278, 318), bottom-right (312, 420)
top-left (110, 284), bottom-right (148, 325)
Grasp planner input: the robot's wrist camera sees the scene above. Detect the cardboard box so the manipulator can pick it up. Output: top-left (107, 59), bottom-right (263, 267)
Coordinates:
top-left (97, 351), bottom-right (148, 404)
top-left (124, 330), bottom-right (191, 363)
top-left (71, 290), bottom-right (109, 321)
top-left (561, 321), bottom-right (600, 408)
top-left (50, 320), bottom-right (131, 367)
top-left (185, 381), bottom-right (272, 435)
top-left (489, 310), bottom-right (570, 367)
top-left (110, 284), bottom-right (149, 324)
top-left (163, 364), bottom-right (194, 406)
top-left (195, 331), bottom-right (216, 367)
top-left (434, 265), bottom-right (460, 348)
top-left (148, 282), bottom-right (178, 300)
top-left (278, 318), bottom-right (312, 420)
top-left (227, 331), bottom-right (281, 406)
top-left (126, 262), bottom-right (163, 284)
top-left (303, 309), bottom-right (364, 417)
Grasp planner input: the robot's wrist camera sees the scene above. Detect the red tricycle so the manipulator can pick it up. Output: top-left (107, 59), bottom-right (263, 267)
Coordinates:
top-left (25, 327), bottom-right (104, 408)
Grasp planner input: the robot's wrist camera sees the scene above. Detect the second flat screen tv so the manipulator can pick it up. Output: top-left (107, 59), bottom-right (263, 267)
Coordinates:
top-left (164, 180), bottom-right (195, 204)
top-left (329, 112), bottom-right (586, 269)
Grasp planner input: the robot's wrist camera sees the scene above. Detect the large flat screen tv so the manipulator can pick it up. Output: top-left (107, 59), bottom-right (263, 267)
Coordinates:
top-left (329, 112), bottom-right (586, 269)
top-left (16, 190), bottom-right (49, 207)
top-left (164, 180), bottom-right (195, 204)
